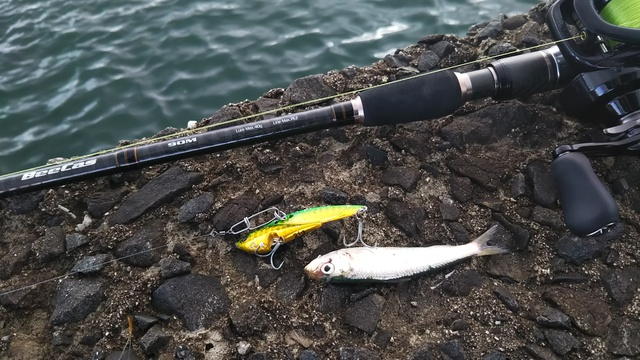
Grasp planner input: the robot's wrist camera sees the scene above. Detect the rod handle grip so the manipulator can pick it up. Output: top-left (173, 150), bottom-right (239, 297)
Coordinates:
top-left (359, 70), bottom-right (463, 126)
top-left (551, 152), bottom-right (620, 236)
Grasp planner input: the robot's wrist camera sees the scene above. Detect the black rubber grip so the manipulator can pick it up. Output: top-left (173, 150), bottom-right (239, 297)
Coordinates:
top-left (551, 152), bottom-right (620, 237)
top-left (359, 71), bottom-right (463, 126)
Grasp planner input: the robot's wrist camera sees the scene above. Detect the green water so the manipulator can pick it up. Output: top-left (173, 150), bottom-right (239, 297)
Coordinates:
top-left (0, 0), bottom-right (541, 174)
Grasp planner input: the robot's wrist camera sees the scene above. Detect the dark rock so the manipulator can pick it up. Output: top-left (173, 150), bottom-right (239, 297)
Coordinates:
top-left (175, 344), bottom-right (197, 360)
top-left (0, 244), bottom-right (31, 280)
top-left (139, 324), bottom-right (170, 355)
top-left (439, 203), bottom-right (459, 221)
top-left (319, 284), bottom-right (352, 314)
top-left (284, 74), bottom-right (337, 104)
top-left (32, 226), bottom-right (65, 263)
top-left (344, 293), bottom-right (385, 334)
top-left (372, 330), bottom-right (392, 349)
top-left (109, 167), bottom-right (202, 224)
top-left (362, 144), bottom-right (388, 166)
top-left (530, 206), bottom-right (564, 230)
top-left (440, 339), bottom-right (467, 360)
top-left (71, 254), bottom-right (112, 274)
top-left (526, 160), bottom-right (557, 208)
top-left (503, 14), bottom-right (528, 30)
top-left (611, 177), bottom-right (629, 195)
top-left (492, 285), bottom-right (519, 312)
top-left (447, 155), bottom-right (503, 191)
top-left (555, 234), bottom-right (607, 265)
top-left (430, 41), bottom-right (454, 59)
top-left (383, 52), bottom-right (411, 68)
top-left (159, 256), bottom-right (192, 279)
top-left (247, 353), bottom-right (269, 360)
top-left (483, 352), bottom-right (507, 360)
top-left (441, 270), bottom-right (483, 297)
top-left (449, 176), bottom-right (473, 202)
top-left (275, 269), bottom-right (306, 303)
top-left (105, 349), bottom-right (143, 360)
top-left (477, 16), bottom-right (504, 39)
top-left (229, 302), bottom-right (269, 336)
top-left (255, 97), bottom-right (280, 118)
top-left (543, 329), bottom-right (580, 355)
top-left (451, 319), bottom-right (469, 331)
top-left (133, 315), bottom-right (159, 332)
top-left (87, 188), bottom-right (127, 218)
top-left (523, 344), bottom-right (561, 360)
top-left (384, 200), bottom-right (426, 238)
top-left (417, 34), bottom-right (445, 45)
top-left (380, 167), bottom-right (421, 192)
top-left (548, 272), bottom-right (588, 284)
top-left (320, 187), bottom-right (349, 205)
top-left (338, 346), bottom-right (380, 360)
top-left (79, 330), bottom-right (102, 346)
top-left (601, 267), bottom-right (640, 307)
top-left (7, 191), bottom-right (44, 215)
top-left (491, 213), bottom-right (530, 251)
top-left (65, 233), bottom-right (89, 252)
top-left (151, 274), bottom-right (230, 331)
top-left (178, 193), bottom-right (214, 223)
top-left (257, 267), bottom-right (281, 288)
top-left (115, 219), bottom-right (165, 267)
top-left (441, 103), bottom-right (533, 149)
top-left (50, 278), bottom-right (105, 325)
top-left (410, 343), bottom-right (437, 360)
top-left (211, 194), bottom-right (261, 233)
top-left (606, 319), bottom-right (640, 356)
top-left (52, 330), bottom-right (73, 346)
top-left (417, 50), bottom-right (440, 71)
top-left (542, 287), bottom-right (611, 336)
top-left (299, 349), bottom-right (322, 360)
top-left (534, 305), bottom-right (571, 329)
top-left (485, 253), bottom-right (531, 283)
top-left (475, 198), bottom-right (502, 211)
top-left (510, 173), bottom-right (526, 198)
top-left (447, 222), bottom-right (469, 244)
top-left (231, 250), bottom-right (259, 280)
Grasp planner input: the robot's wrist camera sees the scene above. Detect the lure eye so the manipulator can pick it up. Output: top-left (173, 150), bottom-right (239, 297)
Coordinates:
top-left (321, 263), bottom-right (334, 275)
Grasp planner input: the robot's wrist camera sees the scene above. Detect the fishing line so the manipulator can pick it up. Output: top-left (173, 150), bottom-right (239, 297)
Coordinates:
top-left (600, 0), bottom-right (640, 30)
top-left (0, 35), bottom-right (582, 179)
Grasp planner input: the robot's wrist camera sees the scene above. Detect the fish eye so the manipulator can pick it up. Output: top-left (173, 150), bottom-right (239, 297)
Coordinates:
top-left (321, 263), bottom-right (334, 275)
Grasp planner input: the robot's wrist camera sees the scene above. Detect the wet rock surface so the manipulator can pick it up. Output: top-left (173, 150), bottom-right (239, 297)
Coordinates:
top-left (1, 4), bottom-right (640, 359)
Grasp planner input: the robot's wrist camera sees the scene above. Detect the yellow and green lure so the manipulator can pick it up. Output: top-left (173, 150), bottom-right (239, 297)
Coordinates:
top-left (235, 204), bottom-right (368, 269)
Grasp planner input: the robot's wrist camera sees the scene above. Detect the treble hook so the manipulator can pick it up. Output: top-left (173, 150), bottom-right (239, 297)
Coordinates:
top-left (343, 207), bottom-right (370, 247)
top-left (254, 238), bottom-right (284, 270)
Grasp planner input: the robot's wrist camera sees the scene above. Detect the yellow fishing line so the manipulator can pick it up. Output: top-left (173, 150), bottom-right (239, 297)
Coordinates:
top-left (0, 36), bottom-right (581, 178)
top-left (601, 0), bottom-right (640, 29)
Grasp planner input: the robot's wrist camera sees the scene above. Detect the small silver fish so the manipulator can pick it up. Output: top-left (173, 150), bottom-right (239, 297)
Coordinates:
top-left (304, 224), bottom-right (508, 282)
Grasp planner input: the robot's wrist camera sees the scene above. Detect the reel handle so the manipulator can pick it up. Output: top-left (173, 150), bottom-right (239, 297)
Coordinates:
top-left (551, 151), bottom-right (620, 236)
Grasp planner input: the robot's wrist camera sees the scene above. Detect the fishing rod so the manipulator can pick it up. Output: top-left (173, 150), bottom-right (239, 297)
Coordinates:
top-left (0, 0), bottom-right (638, 238)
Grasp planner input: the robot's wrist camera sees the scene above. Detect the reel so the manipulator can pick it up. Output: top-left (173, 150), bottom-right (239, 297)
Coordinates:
top-left (546, 0), bottom-right (640, 237)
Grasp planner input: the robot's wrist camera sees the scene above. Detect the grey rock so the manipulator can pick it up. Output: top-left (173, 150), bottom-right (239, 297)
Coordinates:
top-left (383, 52), bottom-right (411, 68)
top-left (439, 203), bottom-right (459, 221)
top-left (362, 144), bottom-right (388, 166)
top-left (534, 305), bottom-right (571, 329)
top-left (52, 330), bottom-right (72, 346)
top-left (320, 187), bottom-right (348, 205)
top-left (417, 50), bottom-right (440, 71)
top-left (105, 349), bottom-right (143, 360)
top-left (319, 284), bottom-right (352, 314)
top-left (523, 344), bottom-right (561, 360)
top-left (441, 270), bottom-right (483, 297)
top-left (32, 226), bottom-right (65, 263)
top-left (338, 346), bottom-right (380, 360)
top-left (447, 222), bottom-right (469, 244)
top-left (384, 200), bottom-right (426, 238)
top-left (0, 244), bottom-right (31, 280)
top-left (510, 173), bottom-right (526, 198)
top-left (491, 213), bottom-right (530, 251)
top-left (483, 352), bottom-right (507, 360)
top-left (204, 104), bottom-right (244, 126)
top-left (50, 278), bottom-right (105, 325)
top-left (447, 155), bottom-right (503, 191)
top-left (380, 167), bottom-right (421, 192)
top-left (555, 234), bottom-right (607, 265)
top-left (526, 160), bottom-right (557, 208)
top-left (151, 274), bottom-right (230, 331)
top-left (7, 191), bottom-right (43, 215)
top-left (133, 314), bottom-right (159, 332)
top-left (485, 253), bottom-right (531, 283)
top-left (601, 267), bottom-right (640, 307)
top-left (299, 349), bottom-right (322, 360)
top-left (530, 206), bottom-right (564, 230)
top-left (503, 14), bottom-right (528, 30)
top-left (283, 74), bottom-right (337, 104)
top-left (115, 219), bottom-right (165, 267)
top-left (449, 176), bottom-right (473, 203)
top-left (139, 324), bottom-right (170, 355)
top-left (440, 339), bottom-right (467, 360)
top-left (229, 300), bottom-right (269, 336)
top-left (109, 166), bottom-right (202, 224)
top-left (549, 272), bottom-right (588, 284)
top-left (477, 16), bottom-right (504, 39)
top-left (492, 285), bottom-right (519, 312)
top-left (71, 254), bottom-right (112, 274)
top-left (344, 293), bottom-right (385, 334)
top-left (159, 256), bottom-right (192, 279)
top-left (543, 329), bottom-right (580, 355)
top-left (86, 188), bottom-right (126, 218)
top-left (417, 34), bottom-right (445, 45)
top-left (430, 41), bottom-right (454, 58)
top-left (211, 194), bottom-right (261, 233)
top-left (178, 193), bottom-right (214, 223)
top-left (65, 233), bottom-right (90, 252)
top-left (606, 319), bottom-right (640, 356)
top-left (372, 330), bottom-right (392, 349)
top-left (175, 344), bottom-right (197, 360)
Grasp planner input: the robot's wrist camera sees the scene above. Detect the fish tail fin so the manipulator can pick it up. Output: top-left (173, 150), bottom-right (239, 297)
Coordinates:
top-left (471, 224), bottom-right (510, 256)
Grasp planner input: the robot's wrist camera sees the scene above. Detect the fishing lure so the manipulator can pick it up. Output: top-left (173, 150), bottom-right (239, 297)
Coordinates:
top-left (304, 224), bottom-right (508, 282)
top-left (235, 204), bottom-right (368, 269)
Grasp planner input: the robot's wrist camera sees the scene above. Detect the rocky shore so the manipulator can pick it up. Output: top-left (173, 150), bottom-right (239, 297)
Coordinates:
top-left (1, 3), bottom-right (640, 359)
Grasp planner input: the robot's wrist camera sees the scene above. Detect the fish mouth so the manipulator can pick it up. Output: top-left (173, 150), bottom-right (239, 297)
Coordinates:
top-left (304, 261), bottom-right (323, 280)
